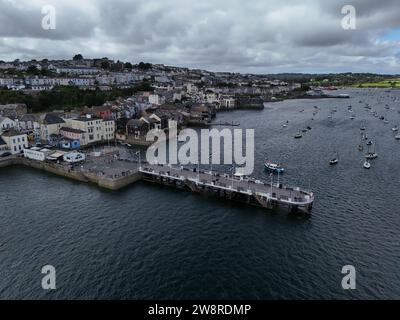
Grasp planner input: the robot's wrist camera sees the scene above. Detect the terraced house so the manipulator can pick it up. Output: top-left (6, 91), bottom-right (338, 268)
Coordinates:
top-left (65, 115), bottom-right (115, 146)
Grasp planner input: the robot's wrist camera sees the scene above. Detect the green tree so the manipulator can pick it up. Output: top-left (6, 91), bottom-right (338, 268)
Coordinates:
top-left (73, 54), bottom-right (83, 61)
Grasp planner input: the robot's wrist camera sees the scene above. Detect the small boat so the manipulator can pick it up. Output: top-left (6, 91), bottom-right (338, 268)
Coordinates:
top-left (395, 134), bottom-right (400, 140)
top-left (307, 126), bottom-right (312, 130)
top-left (365, 152), bottom-right (378, 160)
top-left (383, 119), bottom-right (389, 124)
top-left (329, 152), bottom-right (339, 165)
top-left (358, 145), bottom-right (364, 151)
top-left (391, 126), bottom-right (398, 132)
top-left (301, 128), bottom-right (308, 133)
top-left (264, 162), bottom-right (285, 173)
top-left (367, 141), bottom-right (373, 146)
top-left (294, 133), bottom-right (303, 139)
top-left (330, 158), bottom-right (339, 165)
top-left (350, 115), bottom-right (356, 120)
top-left (363, 160), bottom-right (371, 169)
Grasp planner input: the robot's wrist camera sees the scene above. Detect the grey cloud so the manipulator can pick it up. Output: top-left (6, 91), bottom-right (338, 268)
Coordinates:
top-left (0, 0), bottom-right (399, 73)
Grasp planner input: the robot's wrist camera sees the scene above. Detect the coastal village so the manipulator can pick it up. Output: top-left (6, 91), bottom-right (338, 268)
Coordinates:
top-left (0, 55), bottom-right (305, 158)
top-left (0, 56), bottom-right (316, 214)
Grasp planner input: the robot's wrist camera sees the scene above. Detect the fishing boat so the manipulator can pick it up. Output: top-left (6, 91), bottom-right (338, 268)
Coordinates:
top-left (363, 160), bottom-right (371, 169)
top-left (264, 161), bottom-right (285, 174)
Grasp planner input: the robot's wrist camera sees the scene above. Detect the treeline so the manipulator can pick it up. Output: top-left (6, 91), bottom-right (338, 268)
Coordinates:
top-left (0, 81), bottom-right (153, 113)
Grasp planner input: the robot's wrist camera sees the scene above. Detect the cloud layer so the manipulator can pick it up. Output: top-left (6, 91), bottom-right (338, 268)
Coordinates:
top-left (0, 0), bottom-right (399, 73)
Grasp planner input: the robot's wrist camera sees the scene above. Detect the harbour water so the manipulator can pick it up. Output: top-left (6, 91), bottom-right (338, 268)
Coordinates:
top-left (1, 88), bottom-right (400, 299)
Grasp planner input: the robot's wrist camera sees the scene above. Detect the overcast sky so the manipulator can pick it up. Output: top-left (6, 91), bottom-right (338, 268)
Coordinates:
top-left (0, 0), bottom-right (399, 74)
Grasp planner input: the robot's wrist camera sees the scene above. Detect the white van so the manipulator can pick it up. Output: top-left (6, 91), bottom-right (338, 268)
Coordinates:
top-left (63, 152), bottom-right (86, 163)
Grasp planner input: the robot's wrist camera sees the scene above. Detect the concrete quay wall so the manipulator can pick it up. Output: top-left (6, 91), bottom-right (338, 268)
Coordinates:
top-left (1, 157), bottom-right (142, 191)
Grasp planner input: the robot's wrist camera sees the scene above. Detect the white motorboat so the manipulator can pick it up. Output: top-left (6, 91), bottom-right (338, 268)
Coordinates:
top-left (264, 161), bottom-right (285, 173)
top-left (363, 161), bottom-right (371, 169)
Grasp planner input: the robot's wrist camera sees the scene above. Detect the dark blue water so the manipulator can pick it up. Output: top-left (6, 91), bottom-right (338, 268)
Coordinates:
top-left (1, 88), bottom-right (400, 299)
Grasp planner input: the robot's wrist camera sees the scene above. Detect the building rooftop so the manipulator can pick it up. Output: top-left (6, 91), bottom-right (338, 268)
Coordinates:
top-left (73, 116), bottom-right (102, 122)
top-left (42, 113), bottom-right (65, 125)
top-left (60, 127), bottom-right (85, 134)
top-left (1, 128), bottom-right (24, 137)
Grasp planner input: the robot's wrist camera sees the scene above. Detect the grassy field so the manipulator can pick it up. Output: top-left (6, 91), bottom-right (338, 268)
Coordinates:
top-left (353, 79), bottom-right (400, 88)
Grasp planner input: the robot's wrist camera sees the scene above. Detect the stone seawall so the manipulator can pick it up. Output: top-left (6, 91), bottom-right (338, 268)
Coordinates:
top-left (1, 157), bottom-right (143, 191)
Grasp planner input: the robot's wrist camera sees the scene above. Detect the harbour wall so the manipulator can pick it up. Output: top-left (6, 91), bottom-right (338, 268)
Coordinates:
top-left (1, 157), bottom-right (143, 191)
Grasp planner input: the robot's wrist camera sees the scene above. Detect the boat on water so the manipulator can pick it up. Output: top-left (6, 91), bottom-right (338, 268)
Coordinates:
top-left (358, 145), bottom-right (364, 151)
top-left (329, 152), bottom-right (339, 165)
top-left (365, 152), bottom-right (378, 160)
top-left (363, 160), bottom-right (371, 169)
top-left (391, 126), bottom-right (398, 132)
top-left (395, 134), bottom-right (400, 140)
top-left (365, 143), bottom-right (378, 159)
top-left (264, 161), bottom-right (285, 173)
top-left (294, 133), bottom-right (303, 139)
top-left (350, 115), bottom-right (356, 120)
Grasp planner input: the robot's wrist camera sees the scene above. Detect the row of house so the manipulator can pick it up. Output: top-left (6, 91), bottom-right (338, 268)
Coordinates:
top-left (0, 111), bottom-right (116, 153)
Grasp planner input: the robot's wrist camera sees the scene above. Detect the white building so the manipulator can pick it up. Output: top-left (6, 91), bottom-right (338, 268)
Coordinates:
top-left (66, 115), bottom-right (115, 146)
top-left (23, 147), bottom-right (52, 161)
top-left (0, 117), bottom-right (17, 133)
top-left (1, 129), bottom-right (28, 154)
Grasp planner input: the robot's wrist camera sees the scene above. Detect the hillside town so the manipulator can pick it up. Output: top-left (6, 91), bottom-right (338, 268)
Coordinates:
top-left (0, 55), bottom-right (308, 159)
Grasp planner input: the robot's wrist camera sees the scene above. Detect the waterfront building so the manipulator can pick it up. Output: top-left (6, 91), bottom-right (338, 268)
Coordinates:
top-left (23, 147), bottom-right (53, 161)
top-left (65, 115), bottom-right (115, 146)
top-left (59, 127), bottom-right (85, 148)
top-left (1, 129), bottom-right (28, 154)
top-left (39, 113), bottom-right (66, 143)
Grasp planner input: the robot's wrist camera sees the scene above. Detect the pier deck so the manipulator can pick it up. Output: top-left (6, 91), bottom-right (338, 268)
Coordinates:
top-left (2, 154), bottom-right (314, 214)
top-left (140, 164), bottom-right (314, 213)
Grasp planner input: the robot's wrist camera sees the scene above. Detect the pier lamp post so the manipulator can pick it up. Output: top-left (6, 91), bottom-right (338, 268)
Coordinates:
top-left (270, 173), bottom-right (273, 197)
top-left (135, 151), bottom-right (141, 170)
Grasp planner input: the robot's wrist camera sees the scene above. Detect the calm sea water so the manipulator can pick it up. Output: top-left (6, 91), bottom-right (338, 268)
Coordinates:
top-left (1, 88), bottom-right (400, 299)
